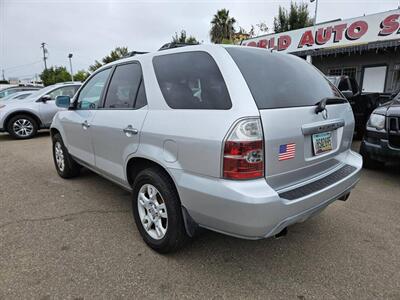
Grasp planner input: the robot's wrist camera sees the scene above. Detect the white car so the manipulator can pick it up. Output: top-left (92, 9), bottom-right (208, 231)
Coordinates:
top-left (0, 82), bottom-right (80, 139)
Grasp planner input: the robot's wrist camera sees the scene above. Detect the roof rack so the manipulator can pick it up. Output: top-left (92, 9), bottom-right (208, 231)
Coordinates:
top-left (124, 51), bottom-right (149, 58)
top-left (158, 42), bottom-right (199, 51)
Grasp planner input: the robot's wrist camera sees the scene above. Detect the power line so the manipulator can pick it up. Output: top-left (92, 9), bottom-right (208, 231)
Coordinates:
top-left (2, 60), bottom-right (42, 71)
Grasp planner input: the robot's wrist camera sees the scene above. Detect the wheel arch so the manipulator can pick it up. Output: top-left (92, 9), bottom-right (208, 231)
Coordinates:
top-left (125, 155), bottom-right (200, 237)
top-left (4, 110), bottom-right (42, 131)
top-left (126, 156), bottom-right (177, 189)
top-left (50, 127), bottom-right (60, 139)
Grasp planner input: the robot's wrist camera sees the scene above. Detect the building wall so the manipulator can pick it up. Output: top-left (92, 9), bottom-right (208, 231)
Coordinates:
top-left (312, 48), bottom-right (400, 93)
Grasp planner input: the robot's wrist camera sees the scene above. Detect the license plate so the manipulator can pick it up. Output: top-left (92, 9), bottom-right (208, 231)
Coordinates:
top-left (312, 132), bottom-right (333, 155)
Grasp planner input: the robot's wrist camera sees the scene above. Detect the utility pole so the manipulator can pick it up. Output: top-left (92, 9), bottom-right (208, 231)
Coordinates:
top-left (40, 42), bottom-right (48, 70)
top-left (1, 69), bottom-right (5, 81)
top-left (310, 0), bottom-right (319, 25)
top-left (307, 0), bottom-right (319, 65)
top-left (68, 53), bottom-right (74, 81)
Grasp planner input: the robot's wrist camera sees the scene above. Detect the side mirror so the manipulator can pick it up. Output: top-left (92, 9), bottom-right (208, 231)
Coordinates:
top-left (341, 90), bottom-right (354, 99)
top-left (41, 95), bottom-right (52, 102)
top-left (55, 95), bottom-right (71, 108)
top-left (40, 95), bottom-right (52, 102)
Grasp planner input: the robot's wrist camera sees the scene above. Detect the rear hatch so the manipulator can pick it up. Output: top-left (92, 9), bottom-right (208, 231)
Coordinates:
top-left (226, 47), bottom-right (355, 190)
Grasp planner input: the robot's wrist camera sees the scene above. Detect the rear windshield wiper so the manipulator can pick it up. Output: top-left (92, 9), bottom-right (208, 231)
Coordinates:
top-left (315, 97), bottom-right (347, 114)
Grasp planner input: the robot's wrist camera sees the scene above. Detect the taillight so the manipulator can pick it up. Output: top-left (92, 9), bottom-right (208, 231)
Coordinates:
top-left (223, 118), bottom-right (264, 180)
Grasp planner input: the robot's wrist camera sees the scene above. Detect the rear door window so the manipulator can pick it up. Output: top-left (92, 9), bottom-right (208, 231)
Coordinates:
top-left (226, 47), bottom-right (342, 109)
top-left (153, 51), bottom-right (231, 109)
top-left (104, 63), bottom-right (144, 109)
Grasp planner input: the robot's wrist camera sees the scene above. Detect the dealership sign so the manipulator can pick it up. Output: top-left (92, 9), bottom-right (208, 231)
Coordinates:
top-left (241, 9), bottom-right (400, 53)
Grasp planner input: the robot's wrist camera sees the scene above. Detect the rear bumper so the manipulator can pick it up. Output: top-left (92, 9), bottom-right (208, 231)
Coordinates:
top-left (172, 149), bottom-right (362, 239)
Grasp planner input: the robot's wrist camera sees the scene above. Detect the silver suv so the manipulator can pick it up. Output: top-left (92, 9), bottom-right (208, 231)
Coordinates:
top-left (51, 45), bottom-right (362, 253)
top-left (0, 82), bottom-right (80, 139)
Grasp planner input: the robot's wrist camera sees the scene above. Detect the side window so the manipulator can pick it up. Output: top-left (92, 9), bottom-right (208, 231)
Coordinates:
top-left (349, 78), bottom-right (359, 95)
top-left (153, 51), bottom-right (231, 109)
top-left (48, 86), bottom-right (79, 100)
top-left (76, 68), bottom-right (111, 110)
top-left (134, 80), bottom-right (147, 109)
top-left (104, 63), bottom-right (142, 109)
top-left (338, 78), bottom-right (350, 91)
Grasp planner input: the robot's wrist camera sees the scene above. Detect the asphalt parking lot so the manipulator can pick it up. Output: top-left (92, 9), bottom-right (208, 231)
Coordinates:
top-left (0, 132), bottom-right (399, 299)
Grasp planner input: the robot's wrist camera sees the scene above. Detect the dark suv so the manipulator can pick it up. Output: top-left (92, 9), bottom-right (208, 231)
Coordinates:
top-left (360, 93), bottom-right (400, 168)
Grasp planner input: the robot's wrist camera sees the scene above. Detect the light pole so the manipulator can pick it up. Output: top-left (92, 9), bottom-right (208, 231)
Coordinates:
top-left (310, 0), bottom-right (319, 25)
top-left (68, 53), bottom-right (74, 81)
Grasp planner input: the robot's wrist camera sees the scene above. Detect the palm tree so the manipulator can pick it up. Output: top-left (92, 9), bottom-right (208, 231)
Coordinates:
top-left (210, 9), bottom-right (236, 44)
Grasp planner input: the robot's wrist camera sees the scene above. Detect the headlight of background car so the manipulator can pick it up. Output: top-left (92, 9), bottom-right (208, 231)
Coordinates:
top-left (368, 113), bottom-right (386, 130)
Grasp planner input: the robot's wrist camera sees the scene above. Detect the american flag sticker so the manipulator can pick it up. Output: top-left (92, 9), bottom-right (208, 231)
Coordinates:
top-left (278, 143), bottom-right (296, 161)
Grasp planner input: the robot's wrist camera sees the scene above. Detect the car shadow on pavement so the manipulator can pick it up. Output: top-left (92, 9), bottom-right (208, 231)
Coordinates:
top-left (0, 131), bottom-right (50, 141)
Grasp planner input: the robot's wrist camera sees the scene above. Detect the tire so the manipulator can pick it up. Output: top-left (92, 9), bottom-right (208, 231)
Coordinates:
top-left (132, 168), bottom-right (189, 253)
top-left (7, 114), bottom-right (38, 139)
top-left (52, 133), bottom-right (81, 178)
top-left (360, 142), bottom-right (382, 169)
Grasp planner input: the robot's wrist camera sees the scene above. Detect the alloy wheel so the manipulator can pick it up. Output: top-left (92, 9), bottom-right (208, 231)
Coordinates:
top-left (13, 119), bottom-right (33, 137)
top-left (54, 141), bottom-right (65, 172)
top-left (137, 184), bottom-right (168, 240)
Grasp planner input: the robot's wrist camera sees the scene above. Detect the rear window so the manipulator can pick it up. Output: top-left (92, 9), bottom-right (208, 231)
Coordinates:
top-left (226, 47), bottom-right (341, 109)
top-left (153, 51), bottom-right (231, 109)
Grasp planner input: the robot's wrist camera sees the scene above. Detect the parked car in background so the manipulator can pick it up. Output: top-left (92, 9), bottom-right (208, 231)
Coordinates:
top-left (0, 85), bottom-right (42, 98)
top-left (0, 91), bottom-right (35, 101)
top-left (360, 92), bottom-right (400, 168)
top-left (0, 82), bottom-right (81, 139)
top-left (327, 75), bottom-right (391, 139)
top-left (51, 45), bottom-right (362, 253)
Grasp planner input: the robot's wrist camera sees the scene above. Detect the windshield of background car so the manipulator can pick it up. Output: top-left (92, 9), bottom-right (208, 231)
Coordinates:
top-left (226, 47), bottom-right (343, 109)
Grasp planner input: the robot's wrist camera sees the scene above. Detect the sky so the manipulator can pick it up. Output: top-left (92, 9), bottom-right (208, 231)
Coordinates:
top-left (1, 0), bottom-right (399, 80)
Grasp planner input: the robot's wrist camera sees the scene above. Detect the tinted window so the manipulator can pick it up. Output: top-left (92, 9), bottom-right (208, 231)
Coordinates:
top-left (77, 68), bottom-right (111, 109)
top-left (226, 47), bottom-right (342, 109)
top-left (349, 78), bottom-right (359, 94)
top-left (134, 80), bottom-right (147, 109)
top-left (338, 78), bottom-right (350, 92)
top-left (104, 63), bottom-right (142, 109)
top-left (153, 51), bottom-right (231, 109)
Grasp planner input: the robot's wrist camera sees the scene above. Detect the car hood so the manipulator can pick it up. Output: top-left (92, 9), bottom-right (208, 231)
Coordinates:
top-left (0, 97), bottom-right (37, 109)
top-left (1, 97), bottom-right (37, 105)
top-left (373, 99), bottom-right (400, 116)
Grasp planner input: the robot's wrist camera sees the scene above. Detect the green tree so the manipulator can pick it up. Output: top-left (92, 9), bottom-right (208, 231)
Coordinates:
top-left (73, 70), bottom-right (90, 82)
top-left (39, 66), bottom-right (71, 86)
top-left (210, 9), bottom-right (236, 44)
top-left (89, 46), bottom-right (129, 72)
top-left (273, 2), bottom-right (313, 33)
top-left (172, 30), bottom-right (199, 44)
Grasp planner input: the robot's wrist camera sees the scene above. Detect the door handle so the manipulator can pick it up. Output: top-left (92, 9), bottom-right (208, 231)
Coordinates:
top-left (82, 120), bottom-right (90, 129)
top-left (123, 125), bottom-right (138, 136)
